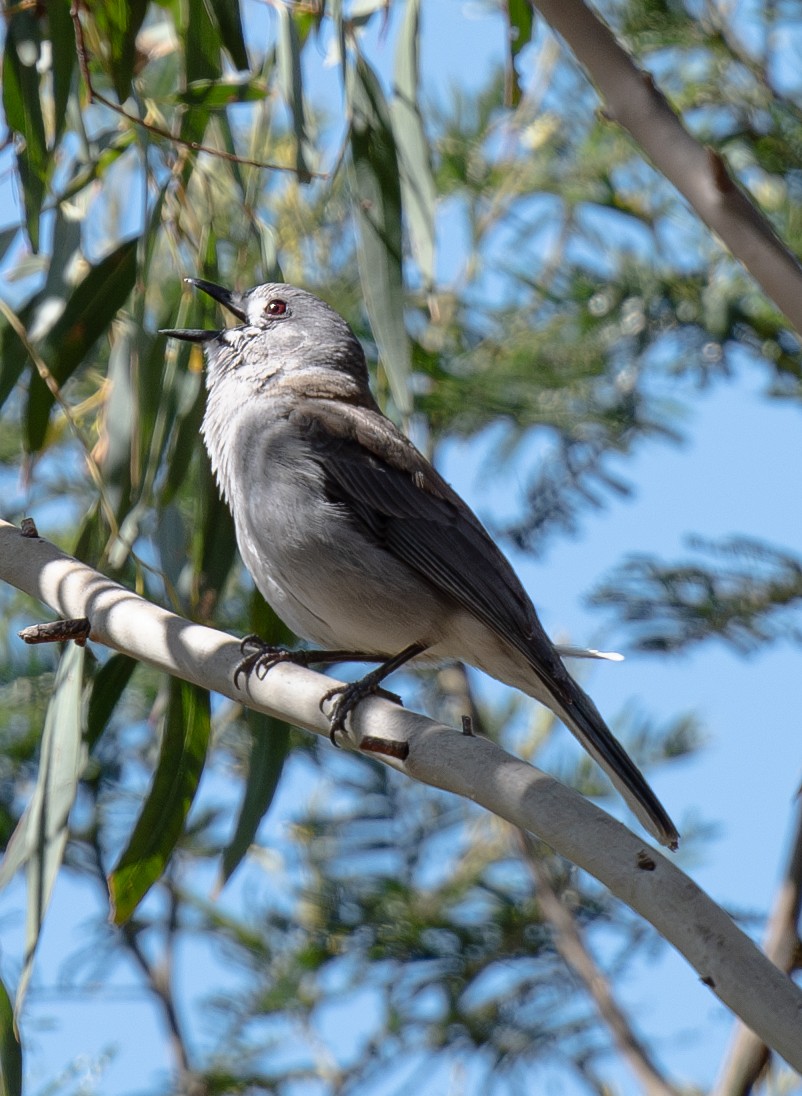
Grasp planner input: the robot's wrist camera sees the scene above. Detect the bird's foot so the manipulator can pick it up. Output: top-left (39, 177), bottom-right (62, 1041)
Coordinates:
top-left (321, 673), bottom-right (404, 746)
top-left (234, 635), bottom-right (321, 688)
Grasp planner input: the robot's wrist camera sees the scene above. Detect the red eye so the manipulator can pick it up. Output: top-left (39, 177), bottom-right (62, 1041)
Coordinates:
top-left (266, 299), bottom-right (287, 316)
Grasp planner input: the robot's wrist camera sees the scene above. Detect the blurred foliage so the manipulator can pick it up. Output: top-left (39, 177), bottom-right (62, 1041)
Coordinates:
top-left (0, 0), bottom-right (800, 1092)
top-left (591, 535), bottom-right (802, 652)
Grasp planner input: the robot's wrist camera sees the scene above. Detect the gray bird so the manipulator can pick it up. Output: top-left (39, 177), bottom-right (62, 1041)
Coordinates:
top-left (162, 279), bottom-right (679, 849)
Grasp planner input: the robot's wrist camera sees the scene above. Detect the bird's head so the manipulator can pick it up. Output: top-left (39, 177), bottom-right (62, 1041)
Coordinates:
top-left (161, 279), bottom-right (370, 394)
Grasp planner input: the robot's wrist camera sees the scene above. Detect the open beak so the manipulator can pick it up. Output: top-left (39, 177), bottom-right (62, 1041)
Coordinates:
top-left (160, 277), bottom-right (247, 342)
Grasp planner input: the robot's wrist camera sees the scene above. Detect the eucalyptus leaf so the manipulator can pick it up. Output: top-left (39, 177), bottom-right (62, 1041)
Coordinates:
top-left (108, 679), bottom-right (210, 924)
top-left (25, 238), bottom-right (138, 452)
top-left (276, 3), bottom-right (313, 182)
top-left (347, 51), bottom-right (411, 417)
top-left (0, 644), bottom-right (87, 1020)
top-left (218, 712), bottom-right (290, 889)
top-left (391, 0), bottom-right (436, 291)
top-left (3, 13), bottom-right (47, 251)
top-left (0, 972), bottom-right (22, 1096)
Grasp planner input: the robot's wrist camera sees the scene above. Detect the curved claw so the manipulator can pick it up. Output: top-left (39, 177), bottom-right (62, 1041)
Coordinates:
top-left (320, 681), bottom-right (405, 746)
top-left (233, 639), bottom-right (304, 689)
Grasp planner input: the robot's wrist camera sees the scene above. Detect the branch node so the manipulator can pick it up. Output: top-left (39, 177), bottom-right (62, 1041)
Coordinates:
top-left (708, 148), bottom-right (735, 194)
top-left (19, 617), bottom-right (91, 646)
top-left (359, 735), bottom-right (409, 761)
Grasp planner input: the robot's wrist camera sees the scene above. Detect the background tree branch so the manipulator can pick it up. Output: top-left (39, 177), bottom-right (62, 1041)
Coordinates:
top-left (532, 0), bottom-right (802, 336)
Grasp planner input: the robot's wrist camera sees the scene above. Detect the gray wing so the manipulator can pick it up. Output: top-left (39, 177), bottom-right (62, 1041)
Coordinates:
top-left (293, 402), bottom-right (576, 704)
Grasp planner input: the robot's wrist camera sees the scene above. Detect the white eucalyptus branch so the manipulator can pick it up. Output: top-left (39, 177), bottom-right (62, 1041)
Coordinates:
top-left (1, 517), bottom-right (801, 1069)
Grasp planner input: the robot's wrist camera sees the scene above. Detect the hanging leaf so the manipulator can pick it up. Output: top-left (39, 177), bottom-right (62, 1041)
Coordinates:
top-left (25, 238), bottom-right (138, 453)
top-left (218, 590), bottom-right (294, 888)
top-left (3, 13), bottom-right (47, 252)
top-left (504, 0), bottom-right (534, 107)
top-left (47, 0), bottom-right (76, 145)
top-left (177, 77), bottom-right (268, 109)
top-left (0, 964), bottom-right (22, 1096)
top-left (347, 51), bottom-right (411, 416)
top-left (208, 0), bottom-right (249, 71)
top-left (218, 712), bottom-right (290, 889)
top-left (195, 461), bottom-right (238, 618)
top-left (276, 3), bottom-right (313, 182)
top-left (186, 0), bottom-right (223, 83)
top-left (0, 644), bottom-right (86, 1020)
top-left (90, 0), bottom-right (149, 103)
top-left (391, 0), bottom-right (436, 291)
top-left (86, 653), bottom-right (138, 750)
top-left (108, 679), bottom-right (210, 924)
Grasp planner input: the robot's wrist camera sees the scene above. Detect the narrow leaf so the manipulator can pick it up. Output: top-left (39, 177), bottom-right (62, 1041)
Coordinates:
top-left (218, 712), bottom-right (290, 888)
top-left (47, 0), bottom-right (75, 145)
top-left (86, 653), bottom-right (137, 749)
top-left (276, 4), bottom-right (312, 182)
top-left (91, 0), bottom-right (149, 102)
top-left (0, 644), bottom-right (87, 1020)
top-left (3, 13), bottom-right (47, 251)
top-left (391, 0), bottom-right (436, 291)
top-left (196, 462), bottom-right (237, 615)
top-left (25, 238), bottom-right (138, 452)
top-left (208, 0), bottom-right (249, 70)
top-left (177, 77), bottom-right (268, 109)
top-left (0, 971), bottom-right (22, 1096)
top-left (347, 52), bottom-right (411, 416)
top-left (504, 0), bottom-right (534, 107)
top-left (186, 0), bottom-right (222, 83)
top-left (108, 679), bottom-right (210, 924)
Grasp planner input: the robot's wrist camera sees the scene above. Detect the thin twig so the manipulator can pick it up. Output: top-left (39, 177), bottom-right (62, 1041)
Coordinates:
top-left (69, 1), bottom-right (327, 179)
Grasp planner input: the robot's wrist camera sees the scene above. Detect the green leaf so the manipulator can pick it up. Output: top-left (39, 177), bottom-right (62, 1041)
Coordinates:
top-left (25, 238), bottom-right (138, 452)
top-left (0, 304), bottom-right (34, 412)
top-left (0, 644), bottom-right (86, 1019)
top-left (0, 971), bottom-right (22, 1096)
top-left (276, 3), bottom-right (312, 182)
top-left (91, 0), bottom-right (149, 102)
top-left (196, 460), bottom-right (238, 613)
top-left (177, 76), bottom-right (268, 108)
top-left (3, 13), bottom-right (47, 251)
top-left (47, 0), bottom-right (76, 146)
top-left (208, 0), bottom-right (249, 70)
top-left (186, 0), bottom-right (223, 83)
top-left (219, 588), bottom-right (293, 887)
top-left (505, 0), bottom-right (534, 107)
top-left (347, 51), bottom-right (411, 416)
top-left (108, 679), bottom-right (211, 924)
top-left (86, 653), bottom-right (137, 749)
top-left (218, 711), bottom-right (290, 889)
top-left (391, 0), bottom-right (436, 291)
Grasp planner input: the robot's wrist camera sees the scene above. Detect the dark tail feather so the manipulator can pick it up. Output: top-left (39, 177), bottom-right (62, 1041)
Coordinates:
top-left (552, 684), bottom-right (679, 849)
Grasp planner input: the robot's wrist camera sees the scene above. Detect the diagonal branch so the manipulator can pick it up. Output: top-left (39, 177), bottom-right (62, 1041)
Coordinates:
top-left (2, 517), bottom-right (802, 1071)
top-left (531, 0), bottom-right (802, 336)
